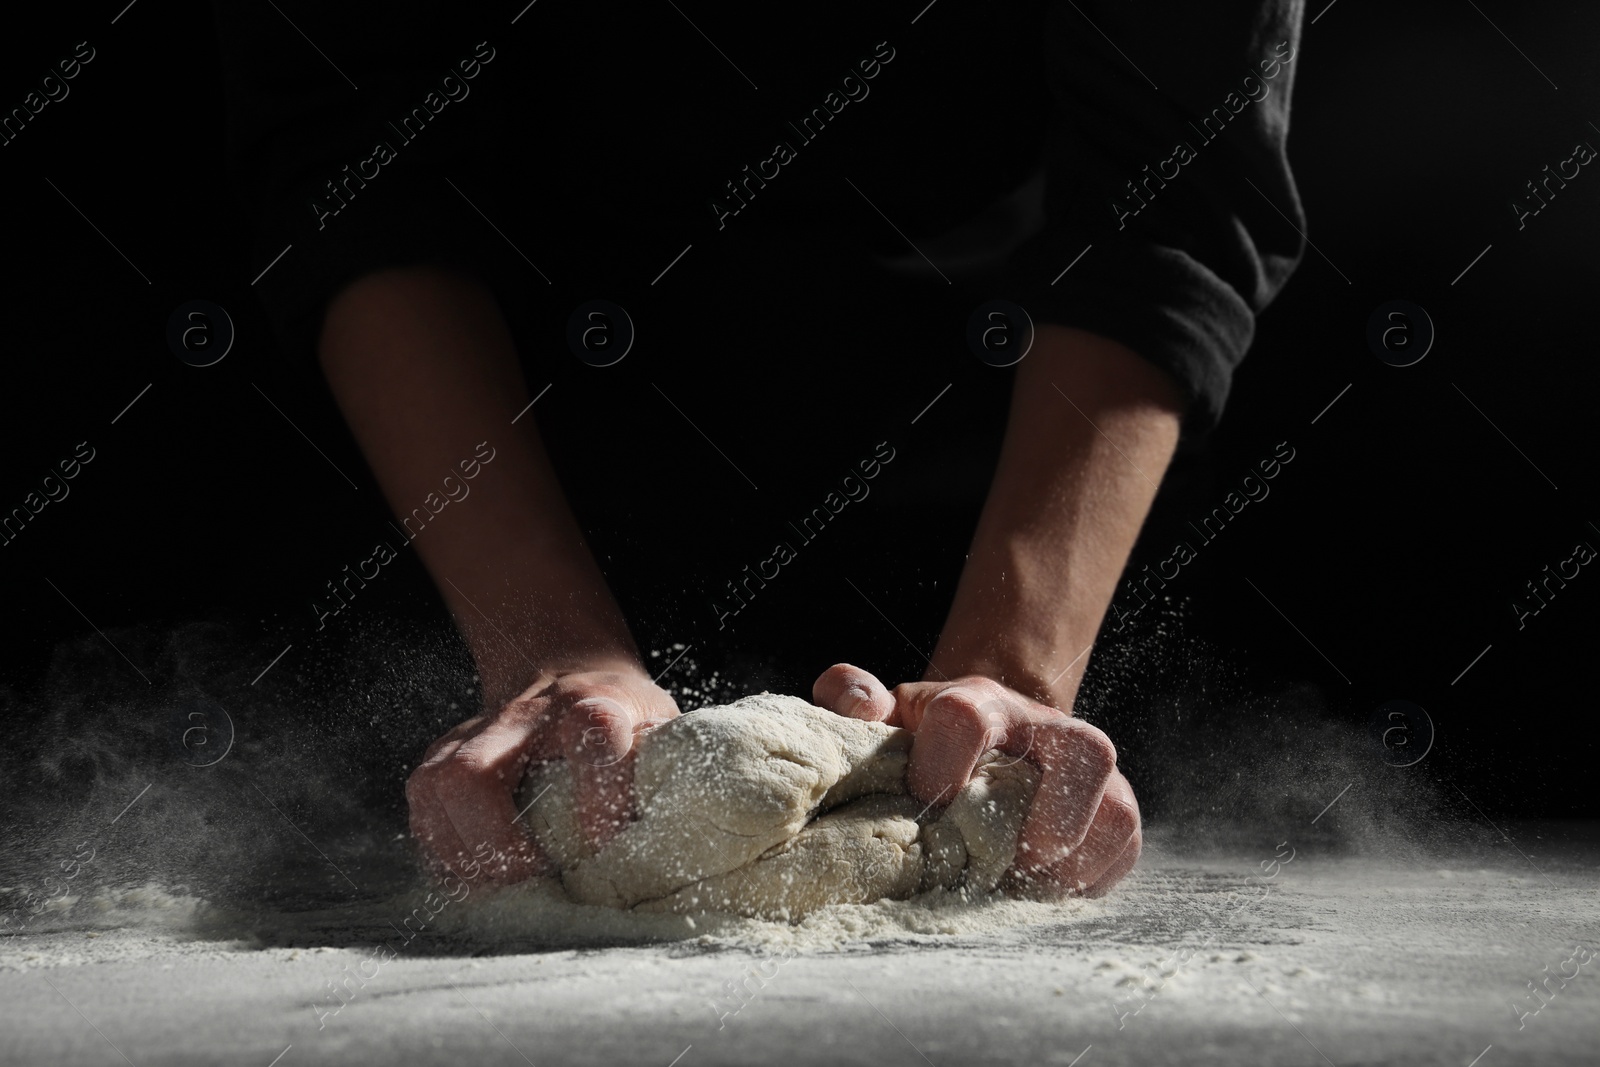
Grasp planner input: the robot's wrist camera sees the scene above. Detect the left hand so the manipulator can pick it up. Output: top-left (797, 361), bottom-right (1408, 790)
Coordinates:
top-left (406, 666), bottom-right (680, 886)
top-left (813, 663), bottom-right (1141, 897)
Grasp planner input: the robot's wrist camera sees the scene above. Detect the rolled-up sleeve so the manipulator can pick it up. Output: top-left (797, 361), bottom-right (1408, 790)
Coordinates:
top-left (1004, 0), bottom-right (1308, 435)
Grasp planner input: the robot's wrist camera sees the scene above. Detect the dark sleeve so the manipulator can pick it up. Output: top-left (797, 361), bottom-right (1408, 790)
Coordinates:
top-left (1003, 0), bottom-right (1308, 436)
top-left (212, 1), bottom-right (515, 362)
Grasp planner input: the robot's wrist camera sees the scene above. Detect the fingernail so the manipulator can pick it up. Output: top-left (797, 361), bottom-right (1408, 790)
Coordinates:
top-left (843, 684), bottom-right (879, 718)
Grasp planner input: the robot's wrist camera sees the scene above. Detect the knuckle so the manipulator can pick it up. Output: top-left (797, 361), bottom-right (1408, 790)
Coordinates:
top-left (1043, 718), bottom-right (1117, 771)
top-left (976, 697), bottom-right (1012, 733)
top-left (1098, 796), bottom-right (1140, 842)
top-left (422, 722), bottom-right (473, 759)
top-left (501, 695), bottom-right (543, 720)
top-left (443, 747), bottom-right (488, 775)
top-left (890, 681), bottom-right (937, 721)
top-left (405, 762), bottom-right (440, 798)
top-left (1085, 730), bottom-right (1118, 770)
top-left (925, 690), bottom-right (996, 741)
top-left (404, 778), bottom-right (427, 811)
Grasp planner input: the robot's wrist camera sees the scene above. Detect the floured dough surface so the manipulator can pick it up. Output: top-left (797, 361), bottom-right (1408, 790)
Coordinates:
top-left (519, 693), bottom-right (1039, 920)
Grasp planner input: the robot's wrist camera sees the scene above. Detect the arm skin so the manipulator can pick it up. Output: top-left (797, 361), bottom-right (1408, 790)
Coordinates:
top-left (815, 323), bottom-right (1184, 896)
top-left (318, 265), bottom-right (679, 884)
top-left (935, 323), bottom-right (1183, 707)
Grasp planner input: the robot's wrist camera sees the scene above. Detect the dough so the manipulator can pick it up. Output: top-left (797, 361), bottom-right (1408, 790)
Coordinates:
top-left (518, 693), bottom-right (1039, 920)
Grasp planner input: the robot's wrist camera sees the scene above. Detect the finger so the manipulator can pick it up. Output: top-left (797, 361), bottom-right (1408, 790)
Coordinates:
top-left (890, 679), bottom-right (974, 733)
top-left (812, 663), bottom-right (897, 723)
top-left (560, 697), bottom-right (642, 848)
top-left (405, 764), bottom-right (473, 877)
top-left (906, 687), bottom-right (1006, 805)
top-left (1082, 827), bottom-right (1142, 898)
top-left (421, 715), bottom-right (486, 764)
top-left (1020, 770), bottom-right (1138, 895)
top-left (409, 757), bottom-right (545, 886)
top-left (1010, 716), bottom-right (1117, 876)
top-left (411, 719), bottom-right (495, 871)
top-left (432, 714), bottom-right (552, 883)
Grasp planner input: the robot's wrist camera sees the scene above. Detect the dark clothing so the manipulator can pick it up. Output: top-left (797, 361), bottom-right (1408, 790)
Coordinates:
top-left (213, 0), bottom-right (1305, 436)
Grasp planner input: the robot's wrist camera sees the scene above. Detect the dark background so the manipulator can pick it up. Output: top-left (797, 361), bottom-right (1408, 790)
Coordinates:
top-left (1, 0), bottom-right (1595, 828)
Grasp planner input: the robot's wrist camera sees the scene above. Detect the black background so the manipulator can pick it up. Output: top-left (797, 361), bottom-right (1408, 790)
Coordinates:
top-left (1, 0), bottom-right (1595, 826)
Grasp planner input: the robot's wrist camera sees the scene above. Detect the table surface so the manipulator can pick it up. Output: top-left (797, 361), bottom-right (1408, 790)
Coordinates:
top-left (3, 822), bottom-right (1596, 1067)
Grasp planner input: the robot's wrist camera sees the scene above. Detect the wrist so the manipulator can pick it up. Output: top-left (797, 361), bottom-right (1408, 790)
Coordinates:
top-left (478, 656), bottom-right (649, 713)
top-left (469, 616), bottom-right (646, 711)
top-left (930, 540), bottom-right (1101, 711)
top-left (926, 647), bottom-right (1084, 712)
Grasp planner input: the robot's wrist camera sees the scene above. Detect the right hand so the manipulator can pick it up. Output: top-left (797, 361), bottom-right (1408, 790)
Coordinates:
top-left (405, 667), bottom-right (680, 885)
top-left (812, 663), bottom-right (1139, 898)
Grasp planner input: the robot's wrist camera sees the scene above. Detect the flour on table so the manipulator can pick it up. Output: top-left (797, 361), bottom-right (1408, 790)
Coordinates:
top-left (519, 693), bottom-right (1039, 921)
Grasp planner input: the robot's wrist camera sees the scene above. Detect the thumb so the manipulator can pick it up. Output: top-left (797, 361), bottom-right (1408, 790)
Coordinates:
top-left (812, 663), bottom-right (898, 723)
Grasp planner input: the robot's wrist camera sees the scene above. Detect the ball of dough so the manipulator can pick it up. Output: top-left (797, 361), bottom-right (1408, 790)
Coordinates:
top-left (518, 693), bottom-right (1039, 920)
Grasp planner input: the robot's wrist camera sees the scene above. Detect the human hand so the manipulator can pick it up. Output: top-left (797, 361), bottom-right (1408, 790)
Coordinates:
top-left (405, 667), bottom-right (680, 885)
top-left (813, 663), bottom-right (1139, 897)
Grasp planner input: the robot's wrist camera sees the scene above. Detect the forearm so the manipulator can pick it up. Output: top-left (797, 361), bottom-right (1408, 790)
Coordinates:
top-left (929, 325), bottom-right (1184, 709)
top-left (318, 266), bottom-right (641, 708)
